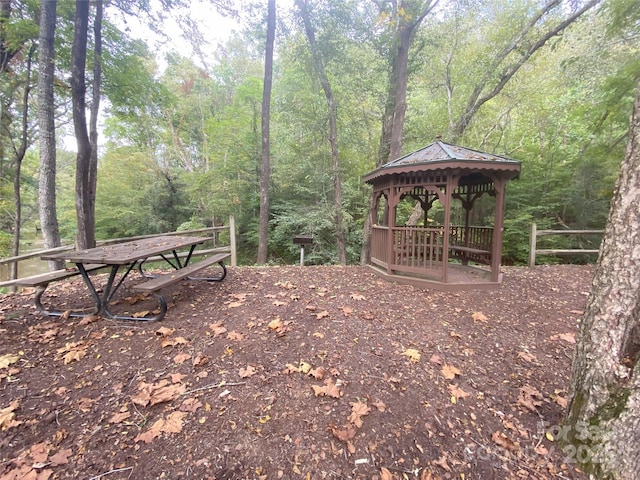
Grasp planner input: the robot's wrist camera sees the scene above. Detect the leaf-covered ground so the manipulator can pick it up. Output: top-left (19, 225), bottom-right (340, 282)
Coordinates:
top-left (0, 264), bottom-right (593, 480)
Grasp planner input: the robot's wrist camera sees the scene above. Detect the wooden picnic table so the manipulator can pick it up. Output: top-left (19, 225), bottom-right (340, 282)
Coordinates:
top-left (32, 235), bottom-right (230, 322)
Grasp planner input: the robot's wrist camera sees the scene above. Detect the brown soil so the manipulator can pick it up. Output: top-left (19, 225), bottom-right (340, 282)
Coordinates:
top-left (0, 264), bottom-right (593, 480)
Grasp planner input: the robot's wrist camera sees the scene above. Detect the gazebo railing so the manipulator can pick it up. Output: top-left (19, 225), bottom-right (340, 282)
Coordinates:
top-left (371, 225), bottom-right (389, 266)
top-left (393, 227), bottom-right (444, 271)
top-left (370, 225), bottom-right (494, 273)
top-left (449, 226), bottom-right (493, 250)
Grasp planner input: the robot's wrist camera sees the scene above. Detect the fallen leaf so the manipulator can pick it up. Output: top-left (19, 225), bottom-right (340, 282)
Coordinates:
top-left (56, 342), bottom-right (88, 364)
top-left (227, 331), bottom-right (245, 341)
top-left (348, 401), bottom-right (371, 428)
top-left (341, 307), bottom-right (353, 316)
top-left (228, 301), bottom-right (244, 308)
top-left (239, 365), bottom-right (257, 378)
top-left (551, 332), bottom-right (576, 344)
top-left (131, 380), bottom-right (186, 407)
top-left (312, 378), bottom-right (342, 398)
top-left (155, 327), bottom-right (175, 337)
top-left (209, 323), bottom-right (227, 337)
top-left (192, 354), bottom-right (209, 368)
top-left (162, 411), bottom-right (187, 433)
top-left (0, 400), bottom-right (21, 431)
top-left (518, 351), bottom-right (537, 363)
top-left (380, 467), bottom-right (394, 480)
top-left (516, 385), bottom-right (543, 412)
top-left (268, 318), bottom-right (284, 330)
top-left (441, 364), bottom-right (461, 379)
top-left (434, 453), bottom-right (451, 472)
top-left (0, 354), bottom-right (19, 369)
top-left (554, 394), bottom-right (568, 408)
top-left (429, 354), bottom-right (442, 365)
top-left (49, 448), bottom-right (72, 465)
top-left (491, 431), bottom-right (519, 451)
top-left (448, 384), bottom-right (470, 402)
top-left (472, 311), bottom-right (488, 323)
top-left (108, 411), bottom-right (131, 424)
top-left (173, 352), bottom-right (191, 364)
top-left (309, 367), bottom-right (325, 379)
top-left (400, 348), bottom-right (421, 362)
top-left (316, 310), bottom-right (330, 320)
top-left (179, 398), bottom-right (203, 412)
top-left (135, 411), bottom-right (187, 443)
top-left (161, 336), bottom-right (189, 348)
top-left (328, 422), bottom-right (356, 442)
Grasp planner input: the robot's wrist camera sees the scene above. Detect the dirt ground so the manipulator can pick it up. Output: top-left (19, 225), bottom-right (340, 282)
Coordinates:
top-left (0, 264), bottom-right (594, 480)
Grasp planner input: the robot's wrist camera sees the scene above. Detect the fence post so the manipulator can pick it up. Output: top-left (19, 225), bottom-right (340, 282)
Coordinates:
top-left (529, 223), bottom-right (537, 268)
top-left (229, 215), bottom-right (237, 267)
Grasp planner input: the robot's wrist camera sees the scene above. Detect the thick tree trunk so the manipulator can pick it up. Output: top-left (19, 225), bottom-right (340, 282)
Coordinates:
top-left (296, 0), bottom-right (347, 264)
top-left (37, 0), bottom-right (63, 271)
top-left (257, 0), bottom-right (275, 264)
top-left (362, 1), bottom-right (435, 265)
top-left (564, 81), bottom-right (640, 479)
top-left (72, 0), bottom-right (94, 249)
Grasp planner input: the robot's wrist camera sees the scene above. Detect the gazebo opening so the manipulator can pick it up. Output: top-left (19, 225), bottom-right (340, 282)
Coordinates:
top-left (363, 141), bottom-right (521, 290)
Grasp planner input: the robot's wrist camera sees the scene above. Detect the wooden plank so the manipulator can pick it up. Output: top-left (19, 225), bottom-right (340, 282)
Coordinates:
top-left (535, 249), bottom-right (599, 255)
top-left (132, 254), bottom-right (230, 293)
top-left (450, 246), bottom-right (490, 255)
top-left (15, 264), bottom-right (106, 287)
top-left (536, 229), bottom-right (604, 236)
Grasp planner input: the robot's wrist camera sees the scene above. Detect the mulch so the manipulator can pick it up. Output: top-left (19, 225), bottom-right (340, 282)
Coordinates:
top-left (0, 264), bottom-right (593, 480)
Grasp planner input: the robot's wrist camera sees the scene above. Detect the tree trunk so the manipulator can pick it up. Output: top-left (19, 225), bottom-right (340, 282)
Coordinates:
top-left (362, 0), bottom-right (436, 265)
top-left (72, 0), bottom-right (94, 249)
top-left (564, 80), bottom-right (640, 479)
top-left (37, 0), bottom-right (63, 270)
top-left (296, 0), bottom-right (347, 264)
top-left (88, 1), bottom-right (102, 247)
top-left (257, 0), bottom-right (275, 264)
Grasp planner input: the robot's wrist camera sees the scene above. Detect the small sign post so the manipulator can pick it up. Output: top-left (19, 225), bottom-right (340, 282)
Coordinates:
top-left (292, 235), bottom-right (314, 266)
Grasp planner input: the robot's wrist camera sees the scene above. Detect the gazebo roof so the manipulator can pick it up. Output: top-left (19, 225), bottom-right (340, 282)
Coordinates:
top-left (363, 141), bottom-right (521, 183)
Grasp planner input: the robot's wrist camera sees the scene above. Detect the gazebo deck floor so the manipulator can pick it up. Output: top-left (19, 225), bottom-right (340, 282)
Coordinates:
top-left (368, 262), bottom-right (502, 291)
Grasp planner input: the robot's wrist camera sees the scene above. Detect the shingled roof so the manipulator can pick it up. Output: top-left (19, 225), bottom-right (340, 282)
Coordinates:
top-left (363, 141), bottom-right (521, 183)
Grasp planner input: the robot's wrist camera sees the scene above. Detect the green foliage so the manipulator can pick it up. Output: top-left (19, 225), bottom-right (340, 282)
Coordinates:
top-left (0, 231), bottom-right (12, 257)
top-left (4, 0), bottom-right (635, 271)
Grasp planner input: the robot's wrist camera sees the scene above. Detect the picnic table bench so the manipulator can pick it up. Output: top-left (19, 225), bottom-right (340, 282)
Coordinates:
top-left (26, 236), bottom-right (230, 322)
top-left (15, 264), bottom-right (107, 318)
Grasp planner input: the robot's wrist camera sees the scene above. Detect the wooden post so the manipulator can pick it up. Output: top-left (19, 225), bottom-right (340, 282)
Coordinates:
top-left (529, 223), bottom-right (537, 268)
top-left (229, 215), bottom-right (237, 267)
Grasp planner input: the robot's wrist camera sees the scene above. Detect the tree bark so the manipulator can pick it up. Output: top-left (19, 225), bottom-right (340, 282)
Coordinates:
top-left (296, 0), bottom-right (347, 264)
top-left (37, 0), bottom-right (63, 271)
top-left (72, 0), bottom-right (94, 249)
top-left (88, 0), bottom-right (102, 247)
top-left (257, 0), bottom-right (276, 264)
top-left (362, 0), bottom-right (436, 265)
top-left (377, 0), bottom-right (436, 166)
top-left (564, 80), bottom-right (640, 479)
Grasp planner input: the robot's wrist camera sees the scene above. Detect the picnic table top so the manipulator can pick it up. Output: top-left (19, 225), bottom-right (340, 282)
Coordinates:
top-left (41, 235), bottom-right (209, 265)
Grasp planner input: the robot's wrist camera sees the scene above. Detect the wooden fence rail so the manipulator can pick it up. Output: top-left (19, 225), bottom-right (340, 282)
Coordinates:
top-left (528, 223), bottom-right (603, 267)
top-left (0, 216), bottom-right (236, 288)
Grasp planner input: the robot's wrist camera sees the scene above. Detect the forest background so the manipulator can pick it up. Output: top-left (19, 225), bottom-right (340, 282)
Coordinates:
top-left (1, 0), bottom-right (639, 267)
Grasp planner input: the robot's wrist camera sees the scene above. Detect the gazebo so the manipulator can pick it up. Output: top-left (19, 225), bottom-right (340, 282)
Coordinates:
top-left (363, 141), bottom-right (521, 290)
